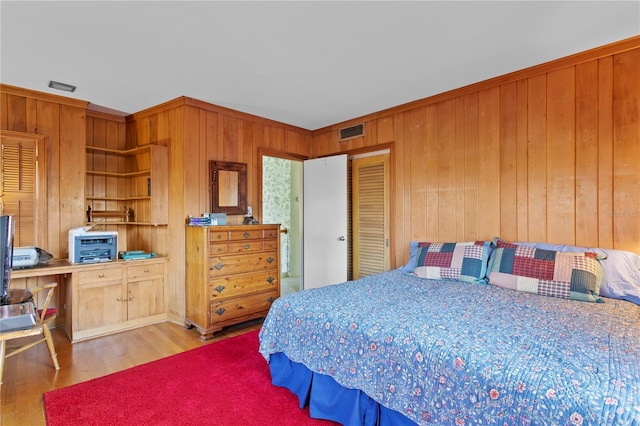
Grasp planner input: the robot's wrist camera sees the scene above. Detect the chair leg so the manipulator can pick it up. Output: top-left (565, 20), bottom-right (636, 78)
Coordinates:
top-left (42, 325), bottom-right (60, 371)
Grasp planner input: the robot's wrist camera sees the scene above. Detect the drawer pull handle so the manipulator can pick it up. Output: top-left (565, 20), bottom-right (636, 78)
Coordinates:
top-left (214, 285), bottom-right (225, 293)
top-left (144, 268), bottom-right (149, 273)
top-left (266, 257), bottom-right (274, 264)
top-left (266, 276), bottom-right (274, 284)
top-left (217, 247), bottom-right (223, 252)
top-left (214, 263), bottom-right (224, 271)
top-left (215, 307), bottom-right (226, 316)
top-left (116, 294), bottom-right (134, 302)
top-left (217, 234), bottom-right (223, 239)
top-left (267, 297), bottom-right (276, 304)
top-left (243, 232), bottom-right (250, 238)
top-left (98, 273), bottom-right (105, 278)
top-left (244, 244), bottom-right (250, 250)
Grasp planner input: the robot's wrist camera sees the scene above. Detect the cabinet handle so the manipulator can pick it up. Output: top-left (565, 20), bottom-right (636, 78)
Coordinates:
top-left (215, 307), bottom-right (226, 316)
top-left (243, 232), bottom-right (250, 238)
top-left (214, 263), bottom-right (224, 271)
top-left (217, 234), bottom-right (222, 239)
top-left (144, 268), bottom-right (149, 273)
top-left (116, 295), bottom-right (134, 302)
top-left (266, 257), bottom-right (274, 264)
top-left (244, 244), bottom-right (250, 250)
top-left (267, 297), bottom-right (276, 304)
top-left (214, 285), bottom-right (225, 293)
top-left (98, 273), bottom-right (105, 278)
top-left (266, 276), bottom-right (274, 284)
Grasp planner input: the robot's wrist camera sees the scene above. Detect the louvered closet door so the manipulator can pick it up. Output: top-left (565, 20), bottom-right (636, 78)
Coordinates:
top-left (352, 153), bottom-right (389, 278)
top-left (1, 131), bottom-right (46, 247)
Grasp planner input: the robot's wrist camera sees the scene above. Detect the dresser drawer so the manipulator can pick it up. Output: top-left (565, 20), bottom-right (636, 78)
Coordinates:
top-left (209, 251), bottom-right (278, 277)
top-left (209, 289), bottom-right (278, 324)
top-left (127, 262), bottom-right (165, 281)
top-left (229, 229), bottom-right (263, 241)
top-left (210, 271), bottom-right (278, 300)
top-left (229, 241), bottom-right (264, 253)
top-left (263, 238), bottom-right (278, 251)
top-left (208, 230), bottom-right (229, 243)
top-left (263, 228), bottom-right (279, 239)
top-left (78, 266), bottom-right (123, 285)
top-left (210, 243), bottom-right (229, 255)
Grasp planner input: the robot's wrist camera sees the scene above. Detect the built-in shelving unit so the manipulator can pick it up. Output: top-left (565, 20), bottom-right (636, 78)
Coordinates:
top-left (85, 144), bottom-right (168, 226)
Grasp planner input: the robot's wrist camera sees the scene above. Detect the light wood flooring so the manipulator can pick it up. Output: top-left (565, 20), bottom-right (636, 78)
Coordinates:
top-left (1, 319), bottom-right (263, 426)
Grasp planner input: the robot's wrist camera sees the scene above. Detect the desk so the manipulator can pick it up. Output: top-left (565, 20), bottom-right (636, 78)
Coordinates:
top-left (10, 258), bottom-right (168, 342)
top-left (11, 259), bottom-right (76, 279)
top-left (11, 259), bottom-right (75, 341)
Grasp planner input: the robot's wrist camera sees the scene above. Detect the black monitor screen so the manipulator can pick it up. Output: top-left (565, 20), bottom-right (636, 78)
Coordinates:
top-left (0, 215), bottom-right (14, 305)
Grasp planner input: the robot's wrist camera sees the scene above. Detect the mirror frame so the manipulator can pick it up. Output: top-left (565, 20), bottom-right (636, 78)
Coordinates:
top-left (209, 160), bottom-right (248, 215)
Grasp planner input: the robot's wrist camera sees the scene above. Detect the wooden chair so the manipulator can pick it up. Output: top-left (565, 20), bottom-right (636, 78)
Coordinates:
top-left (0, 283), bottom-right (60, 386)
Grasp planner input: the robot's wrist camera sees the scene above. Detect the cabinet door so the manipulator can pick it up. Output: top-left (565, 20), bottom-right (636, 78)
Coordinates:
top-left (77, 281), bottom-right (125, 331)
top-left (127, 277), bottom-right (165, 320)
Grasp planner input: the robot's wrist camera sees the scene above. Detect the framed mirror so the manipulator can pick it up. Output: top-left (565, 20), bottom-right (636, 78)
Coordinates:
top-left (210, 161), bottom-right (247, 215)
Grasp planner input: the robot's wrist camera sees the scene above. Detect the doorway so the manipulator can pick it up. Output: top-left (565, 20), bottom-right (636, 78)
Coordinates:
top-left (261, 150), bottom-right (390, 295)
top-left (262, 155), bottom-right (303, 296)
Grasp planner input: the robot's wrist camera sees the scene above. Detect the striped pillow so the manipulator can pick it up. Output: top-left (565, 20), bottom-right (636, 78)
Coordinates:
top-left (487, 241), bottom-right (604, 303)
top-left (413, 241), bottom-right (491, 283)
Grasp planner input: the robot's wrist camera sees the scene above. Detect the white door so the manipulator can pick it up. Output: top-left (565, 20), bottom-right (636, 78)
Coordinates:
top-left (303, 154), bottom-right (348, 289)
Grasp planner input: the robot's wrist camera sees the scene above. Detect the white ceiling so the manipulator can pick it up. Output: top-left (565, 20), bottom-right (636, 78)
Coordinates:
top-left (1, 1), bottom-right (639, 130)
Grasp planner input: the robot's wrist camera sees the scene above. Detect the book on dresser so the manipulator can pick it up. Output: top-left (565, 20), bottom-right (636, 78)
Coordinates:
top-left (184, 224), bottom-right (280, 340)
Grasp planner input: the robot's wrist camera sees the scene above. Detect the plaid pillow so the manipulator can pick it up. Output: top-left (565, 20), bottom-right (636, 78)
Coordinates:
top-left (413, 241), bottom-right (491, 283)
top-left (487, 241), bottom-right (604, 303)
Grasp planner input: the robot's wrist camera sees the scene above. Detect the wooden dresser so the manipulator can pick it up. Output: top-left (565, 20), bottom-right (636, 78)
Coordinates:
top-left (185, 224), bottom-right (280, 340)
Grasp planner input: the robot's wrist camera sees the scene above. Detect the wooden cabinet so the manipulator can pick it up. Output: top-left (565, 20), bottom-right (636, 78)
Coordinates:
top-left (72, 257), bottom-right (167, 341)
top-left (185, 224), bottom-right (280, 340)
top-left (85, 144), bottom-right (168, 225)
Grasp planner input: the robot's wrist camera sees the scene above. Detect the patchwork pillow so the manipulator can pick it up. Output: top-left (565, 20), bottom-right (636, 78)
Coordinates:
top-left (487, 241), bottom-right (604, 303)
top-left (514, 241), bottom-right (640, 306)
top-left (413, 241), bottom-right (491, 283)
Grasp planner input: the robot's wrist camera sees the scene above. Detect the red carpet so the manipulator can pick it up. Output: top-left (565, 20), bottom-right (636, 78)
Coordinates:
top-left (44, 330), bottom-right (335, 426)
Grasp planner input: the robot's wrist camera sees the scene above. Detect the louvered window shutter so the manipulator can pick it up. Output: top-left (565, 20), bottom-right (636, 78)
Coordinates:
top-left (1, 138), bottom-right (37, 246)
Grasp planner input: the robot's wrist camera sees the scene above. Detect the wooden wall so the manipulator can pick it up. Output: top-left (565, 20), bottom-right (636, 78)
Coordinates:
top-left (2, 35), bottom-right (639, 325)
top-left (311, 36), bottom-right (640, 269)
top-left (127, 97), bottom-right (312, 321)
top-left (1, 84), bottom-right (87, 258)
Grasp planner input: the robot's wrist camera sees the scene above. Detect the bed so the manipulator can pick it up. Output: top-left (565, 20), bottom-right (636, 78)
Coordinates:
top-left (258, 240), bottom-right (640, 425)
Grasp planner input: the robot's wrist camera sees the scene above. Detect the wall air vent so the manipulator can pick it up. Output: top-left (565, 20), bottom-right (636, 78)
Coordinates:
top-left (339, 123), bottom-right (364, 142)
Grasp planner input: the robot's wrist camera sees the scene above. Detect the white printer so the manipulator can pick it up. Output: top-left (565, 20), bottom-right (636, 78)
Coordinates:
top-left (68, 226), bottom-right (118, 264)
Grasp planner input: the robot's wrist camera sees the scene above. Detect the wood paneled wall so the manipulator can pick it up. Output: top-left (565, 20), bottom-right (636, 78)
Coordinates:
top-left (127, 97), bottom-right (312, 320)
top-left (1, 84), bottom-right (87, 258)
top-left (2, 36), bottom-right (638, 324)
top-left (311, 36), bottom-right (640, 269)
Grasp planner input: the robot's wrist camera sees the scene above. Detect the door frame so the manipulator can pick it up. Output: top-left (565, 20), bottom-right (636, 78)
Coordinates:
top-left (257, 148), bottom-right (308, 224)
top-left (351, 151), bottom-right (391, 278)
top-left (258, 143), bottom-right (395, 284)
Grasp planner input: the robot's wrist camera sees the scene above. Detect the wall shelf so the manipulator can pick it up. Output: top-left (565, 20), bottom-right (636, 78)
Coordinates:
top-left (85, 144), bottom-right (168, 227)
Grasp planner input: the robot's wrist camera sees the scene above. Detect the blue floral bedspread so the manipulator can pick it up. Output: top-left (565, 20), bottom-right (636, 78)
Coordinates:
top-left (259, 270), bottom-right (640, 425)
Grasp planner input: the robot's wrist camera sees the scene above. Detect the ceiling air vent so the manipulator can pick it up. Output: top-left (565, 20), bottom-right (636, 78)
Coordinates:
top-left (339, 123), bottom-right (364, 141)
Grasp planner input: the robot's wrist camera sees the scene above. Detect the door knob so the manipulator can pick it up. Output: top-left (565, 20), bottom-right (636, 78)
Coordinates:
top-left (338, 236), bottom-right (346, 241)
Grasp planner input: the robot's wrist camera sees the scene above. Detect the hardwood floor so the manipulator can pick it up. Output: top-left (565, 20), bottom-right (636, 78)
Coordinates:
top-left (0, 319), bottom-right (263, 426)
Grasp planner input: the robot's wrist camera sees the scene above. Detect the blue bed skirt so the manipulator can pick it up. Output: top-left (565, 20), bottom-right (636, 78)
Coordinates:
top-left (269, 352), bottom-right (417, 426)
